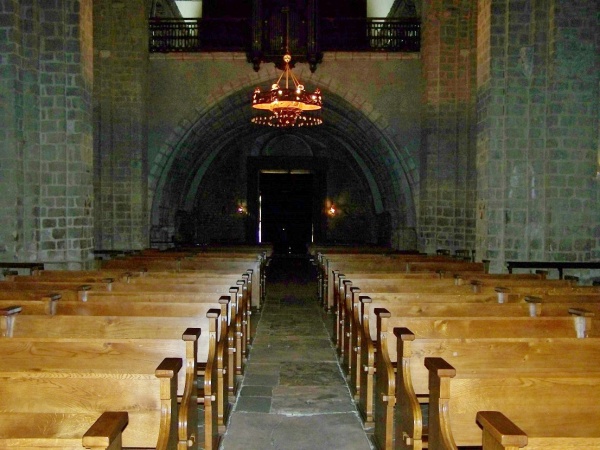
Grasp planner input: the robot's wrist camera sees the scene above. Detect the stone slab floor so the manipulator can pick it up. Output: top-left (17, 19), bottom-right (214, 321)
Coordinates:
top-left (219, 256), bottom-right (374, 450)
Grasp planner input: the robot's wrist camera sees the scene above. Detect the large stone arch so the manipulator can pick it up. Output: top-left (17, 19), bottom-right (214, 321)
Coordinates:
top-left (149, 63), bottom-right (419, 247)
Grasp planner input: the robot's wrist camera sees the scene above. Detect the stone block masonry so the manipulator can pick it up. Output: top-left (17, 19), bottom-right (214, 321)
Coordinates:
top-left (419, 0), bottom-right (478, 254)
top-left (93, 0), bottom-right (149, 251)
top-left (476, 0), bottom-right (599, 273)
top-left (0, 0), bottom-right (94, 269)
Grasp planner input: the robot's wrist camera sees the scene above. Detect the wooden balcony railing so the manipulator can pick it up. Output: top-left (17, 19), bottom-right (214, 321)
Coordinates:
top-left (149, 17), bottom-right (420, 54)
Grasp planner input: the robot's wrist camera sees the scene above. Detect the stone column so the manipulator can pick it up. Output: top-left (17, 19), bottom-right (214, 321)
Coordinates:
top-left (0, 0), bottom-right (94, 269)
top-left (93, 0), bottom-right (148, 250)
top-left (419, 0), bottom-right (478, 254)
top-left (476, 0), bottom-right (599, 272)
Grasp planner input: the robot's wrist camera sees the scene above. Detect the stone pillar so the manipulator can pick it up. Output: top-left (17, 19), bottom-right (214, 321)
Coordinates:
top-left (94, 0), bottom-right (148, 250)
top-left (546, 0), bottom-right (599, 263)
top-left (476, 0), bottom-right (599, 272)
top-left (419, 0), bottom-right (478, 254)
top-left (0, 0), bottom-right (94, 269)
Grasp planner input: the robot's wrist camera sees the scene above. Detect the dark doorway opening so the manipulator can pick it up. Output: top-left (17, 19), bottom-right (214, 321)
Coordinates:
top-left (260, 171), bottom-right (313, 255)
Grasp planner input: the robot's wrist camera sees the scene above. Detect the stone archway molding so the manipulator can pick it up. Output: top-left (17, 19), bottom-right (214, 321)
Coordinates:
top-left (149, 64), bottom-right (420, 240)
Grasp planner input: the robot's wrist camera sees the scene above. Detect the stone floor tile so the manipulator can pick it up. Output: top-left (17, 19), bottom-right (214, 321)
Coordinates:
top-left (222, 412), bottom-right (371, 450)
top-left (241, 373), bottom-right (280, 387)
top-left (234, 396), bottom-right (272, 413)
top-left (240, 385), bottom-right (273, 397)
top-left (219, 257), bottom-right (373, 450)
top-left (271, 385), bottom-right (356, 414)
top-left (279, 361), bottom-right (345, 386)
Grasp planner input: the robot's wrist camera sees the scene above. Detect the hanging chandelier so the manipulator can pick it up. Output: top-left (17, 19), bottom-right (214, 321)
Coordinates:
top-left (251, 54), bottom-right (322, 127)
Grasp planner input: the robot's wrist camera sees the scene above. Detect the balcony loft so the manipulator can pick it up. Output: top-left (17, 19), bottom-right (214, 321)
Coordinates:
top-left (149, 17), bottom-right (420, 70)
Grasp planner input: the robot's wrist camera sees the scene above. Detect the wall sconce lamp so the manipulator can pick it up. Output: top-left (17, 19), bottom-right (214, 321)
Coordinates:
top-left (328, 204), bottom-right (336, 216)
top-left (236, 201), bottom-right (248, 215)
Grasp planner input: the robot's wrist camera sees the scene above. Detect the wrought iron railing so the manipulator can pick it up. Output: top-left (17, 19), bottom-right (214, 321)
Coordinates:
top-left (149, 17), bottom-right (420, 54)
top-left (320, 18), bottom-right (420, 52)
top-left (149, 18), bottom-right (251, 52)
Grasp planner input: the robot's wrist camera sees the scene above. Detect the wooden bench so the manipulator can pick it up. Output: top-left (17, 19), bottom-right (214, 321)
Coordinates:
top-left (318, 252), bottom-right (450, 301)
top-left (357, 309), bottom-right (595, 431)
top-left (0, 353), bottom-right (181, 450)
top-left (0, 262), bottom-right (44, 275)
top-left (100, 255), bottom-right (264, 308)
top-left (0, 308), bottom-right (224, 450)
top-left (335, 277), bottom-right (594, 367)
top-left (2, 294), bottom-right (237, 433)
top-left (332, 270), bottom-right (596, 373)
top-left (426, 357), bottom-right (600, 450)
top-left (344, 293), bottom-right (600, 407)
top-left (381, 322), bottom-right (600, 450)
top-left (405, 261), bottom-right (485, 273)
top-left (336, 275), bottom-right (580, 343)
top-left (0, 280), bottom-right (113, 292)
top-left (336, 281), bottom-right (504, 370)
top-left (0, 277), bottom-right (250, 378)
top-left (320, 254), bottom-right (456, 310)
top-left (80, 288), bottom-right (248, 379)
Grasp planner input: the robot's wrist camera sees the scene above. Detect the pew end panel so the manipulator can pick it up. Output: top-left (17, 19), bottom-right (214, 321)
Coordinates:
top-left (394, 327), bottom-right (424, 450)
top-left (372, 308), bottom-right (396, 450)
top-left (202, 309), bottom-right (221, 450)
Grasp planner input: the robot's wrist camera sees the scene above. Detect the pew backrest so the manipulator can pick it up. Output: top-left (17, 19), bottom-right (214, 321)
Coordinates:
top-left (426, 357), bottom-right (600, 449)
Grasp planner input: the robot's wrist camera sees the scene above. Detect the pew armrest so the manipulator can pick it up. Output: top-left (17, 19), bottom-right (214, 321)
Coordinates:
top-left (476, 411), bottom-right (528, 450)
top-left (82, 411), bottom-right (129, 450)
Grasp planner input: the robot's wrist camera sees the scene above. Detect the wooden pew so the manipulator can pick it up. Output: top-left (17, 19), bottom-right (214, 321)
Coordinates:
top-left (426, 357), bottom-right (600, 450)
top-left (0, 309), bottom-right (224, 450)
top-left (0, 354), bottom-right (181, 450)
top-left (333, 275), bottom-right (571, 341)
top-left (2, 296), bottom-right (236, 433)
top-left (477, 410), bottom-right (600, 450)
top-left (338, 277), bottom-right (586, 355)
top-left (345, 293), bottom-right (600, 406)
top-left (337, 282), bottom-right (503, 381)
top-left (405, 261), bottom-right (485, 273)
top-left (107, 278), bottom-right (251, 357)
top-left (357, 309), bottom-right (594, 431)
top-left (1, 277), bottom-right (250, 379)
top-left (381, 321), bottom-right (600, 450)
top-left (81, 288), bottom-right (248, 381)
top-left (0, 280), bottom-right (113, 292)
top-left (0, 262), bottom-right (44, 275)
top-left (320, 254), bottom-right (455, 310)
top-left (336, 277), bottom-right (595, 376)
top-left (317, 251), bottom-right (445, 300)
top-left (100, 255), bottom-right (264, 309)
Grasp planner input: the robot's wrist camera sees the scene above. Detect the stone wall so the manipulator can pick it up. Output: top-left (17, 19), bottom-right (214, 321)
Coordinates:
top-left (93, 0), bottom-right (149, 250)
top-left (1, 2), bottom-right (596, 271)
top-left (0, 0), bottom-right (94, 269)
top-left (419, 0), bottom-right (478, 254)
top-left (476, 0), bottom-right (599, 273)
top-left (147, 55), bottom-right (422, 249)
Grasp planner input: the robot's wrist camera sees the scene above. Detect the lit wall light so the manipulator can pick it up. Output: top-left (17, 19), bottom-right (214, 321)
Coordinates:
top-left (236, 201), bottom-right (248, 215)
top-left (328, 204), bottom-right (336, 216)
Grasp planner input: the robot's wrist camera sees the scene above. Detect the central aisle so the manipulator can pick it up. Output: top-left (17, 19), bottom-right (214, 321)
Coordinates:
top-left (219, 256), bottom-right (374, 450)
